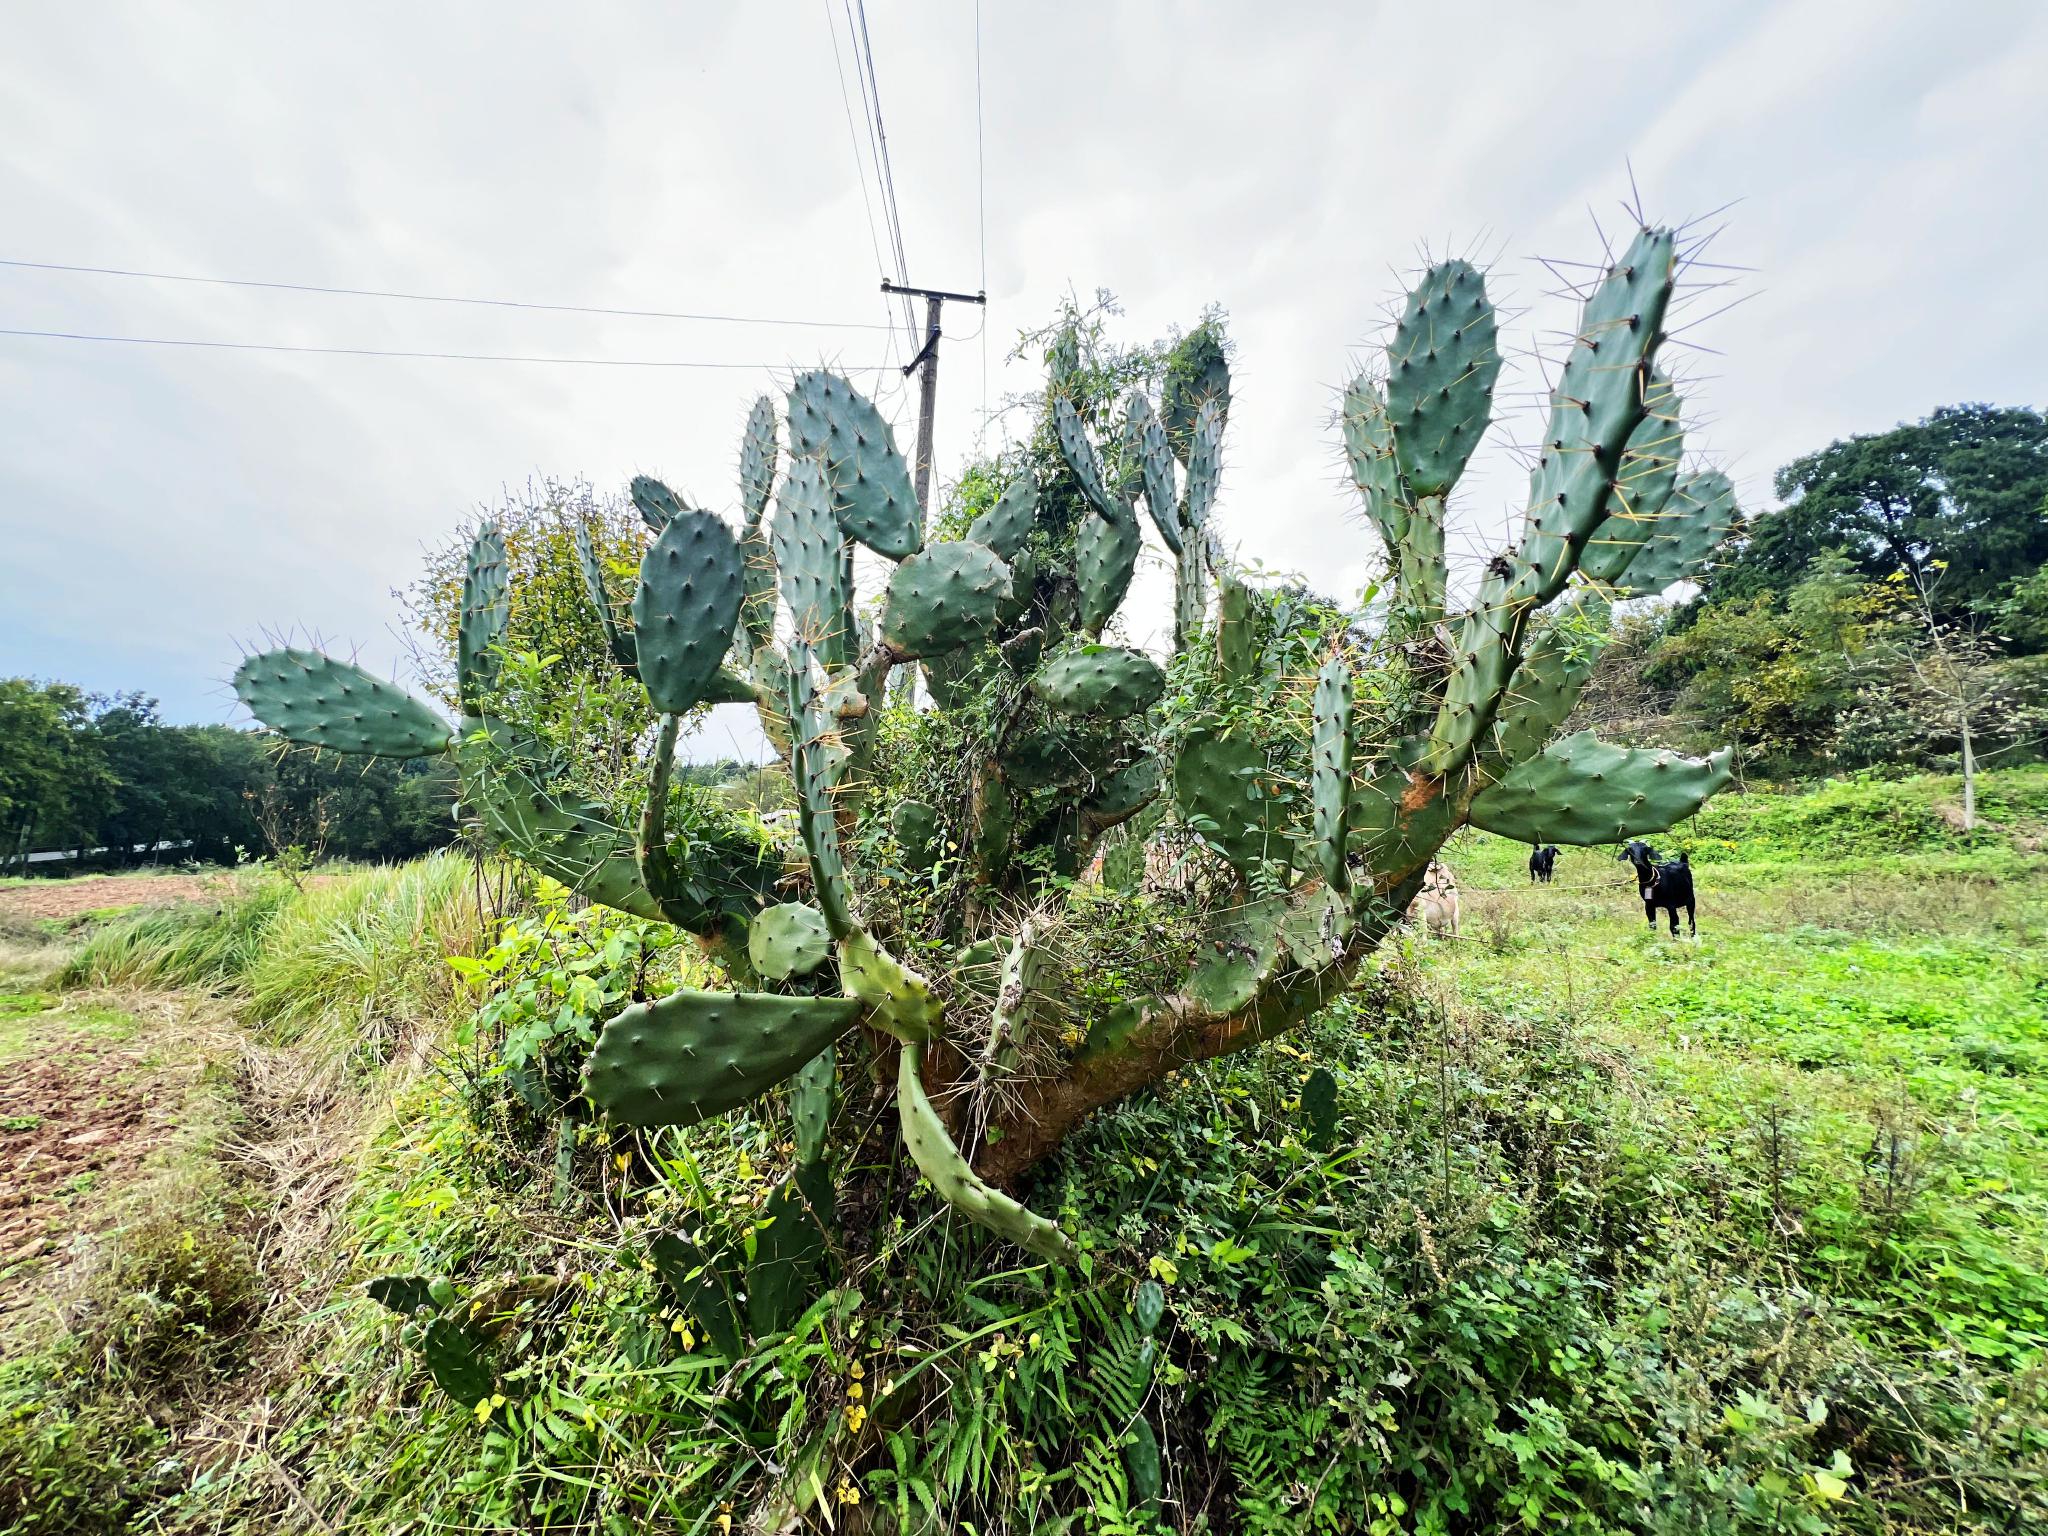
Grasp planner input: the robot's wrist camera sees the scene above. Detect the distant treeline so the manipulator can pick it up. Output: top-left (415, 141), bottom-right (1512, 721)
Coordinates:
top-left (0, 686), bottom-right (459, 872)
top-left (0, 679), bottom-right (773, 876)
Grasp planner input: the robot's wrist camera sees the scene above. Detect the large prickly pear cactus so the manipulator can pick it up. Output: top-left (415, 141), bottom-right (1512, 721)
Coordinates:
top-left (233, 224), bottom-right (1736, 1265)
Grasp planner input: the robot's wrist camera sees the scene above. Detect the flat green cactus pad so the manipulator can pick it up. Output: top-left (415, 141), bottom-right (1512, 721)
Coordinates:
top-left (787, 370), bottom-right (922, 559)
top-left (1187, 894), bottom-right (1286, 1013)
top-left (1161, 331), bottom-right (1230, 465)
top-left (1312, 655), bottom-right (1354, 889)
top-left (632, 503), bottom-right (746, 714)
top-left (789, 1047), bottom-right (834, 1165)
top-left (575, 524), bottom-right (638, 672)
top-left (770, 455), bottom-right (856, 668)
top-left (739, 395), bottom-right (779, 525)
top-left (1054, 396), bottom-right (1119, 519)
top-left (1467, 730), bottom-right (1734, 846)
top-left (1126, 392), bottom-right (1182, 554)
top-left (1384, 259), bottom-right (1500, 498)
top-left (897, 1041), bottom-right (1074, 1261)
top-left (892, 799), bottom-right (942, 871)
top-left (1172, 729), bottom-right (1296, 874)
top-left (967, 477), bottom-right (1038, 560)
top-left (1487, 598), bottom-right (1609, 769)
top-left (1301, 1066), bottom-right (1339, 1151)
top-left (1030, 645), bottom-right (1165, 718)
top-left (235, 650), bottom-right (453, 758)
top-left (1517, 227), bottom-right (1677, 591)
top-left (1341, 376), bottom-right (1407, 544)
top-left (1580, 372), bottom-right (1683, 584)
top-left (629, 474), bottom-right (685, 530)
top-left (583, 988), bottom-right (861, 1128)
top-left (1082, 755), bottom-right (1162, 826)
top-left (1076, 497), bottom-right (1141, 636)
top-left (1184, 398), bottom-right (1224, 530)
top-left (1610, 470), bottom-right (1738, 598)
top-left (880, 540), bottom-right (1013, 658)
top-left (748, 902), bottom-right (832, 980)
top-left (461, 745), bottom-right (668, 922)
top-left (838, 929), bottom-right (940, 1043)
top-left (457, 522), bottom-right (509, 708)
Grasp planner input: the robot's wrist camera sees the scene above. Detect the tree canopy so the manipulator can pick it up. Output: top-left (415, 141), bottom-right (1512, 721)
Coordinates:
top-left (1711, 404), bottom-right (2048, 618)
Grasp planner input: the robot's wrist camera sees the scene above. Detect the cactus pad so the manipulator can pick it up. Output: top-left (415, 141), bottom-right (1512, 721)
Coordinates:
top-left (789, 1047), bottom-right (834, 1166)
top-left (462, 747), bottom-right (670, 921)
top-left (1076, 496), bottom-right (1141, 636)
top-left (838, 929), bottom-right (941, 1043)
top-left (630, 474), bottom-right (685, 530)
top-left (1579, 372), bottom-right (1684, 584)
top-left (1300, 1066), bottom-right (1339, 1151)
top-left (1312, 655), bottom-right (1353, 890)
top-left (1384, 259), bottom-right (1500, 497)
top-left (575, 524), bottom-right (638, 672)
top-left (1162, 331), bottom-right (1230, 465)
top-left (1126, 392), bottom-right (1182, 554)
top-left (1185, 398), bottom-right (1224, 530)
top-left (892, 799), bottom-right (942, 871)
top-left (457, 522), bottom-right (509, 708)
top-left (1053, 396), bottom-right (1118, 520)
top-left (632, 502), bottom-right (746, 714)
top-left (967, 476), bottom-right (1038, 561)
top-left (1030, 644), bottom-right (1165, 718)
top-left (1172, 729), bottom-right (1295, 874)
top-left (1187, 893), bottom-right (1286, 1013)
top-left (1517, 227), bottom-right (1677, 593)
top-left (235, 650), bottom-right (453, 758)
top-left (770, 455), bottom-right (856, 667)
top-left (748, 902), bottom-right (832, 980)
top-left (1610, 469), bottom-right (1738, 598)
top-left (897, 1041), bottom-right (1074, 1261)
top-left (879, 539), bottom-right (1013, 658)
top-left (1341, 375), bottom-right (1406, 544)
top-left (1467, 731), bottom-right (1734, 846)
top-left (786, 370), bottom-right (922, 559)
top-left (739, 395), bottom-right (779, 524)
top-left (583, 988), bottom-right (861, 1128)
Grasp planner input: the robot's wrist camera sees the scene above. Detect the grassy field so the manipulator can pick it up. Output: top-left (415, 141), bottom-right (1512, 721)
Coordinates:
top-left (0, 774), bottom-right (2042, 1533)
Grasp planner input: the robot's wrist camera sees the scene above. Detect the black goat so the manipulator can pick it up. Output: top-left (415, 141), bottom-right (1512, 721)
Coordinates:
top-left (1618, 840), bottom-right (1695, 935)
top-left (1528, 845), bottom-right (1560, 884)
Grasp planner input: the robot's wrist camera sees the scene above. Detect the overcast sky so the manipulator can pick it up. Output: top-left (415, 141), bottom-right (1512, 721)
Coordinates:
top-left (3, 1), bottom-right (2044, 760)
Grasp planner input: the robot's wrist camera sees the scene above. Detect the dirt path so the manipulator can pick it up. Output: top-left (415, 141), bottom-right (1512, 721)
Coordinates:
top-left (0, 872), bottom-right (232, 924)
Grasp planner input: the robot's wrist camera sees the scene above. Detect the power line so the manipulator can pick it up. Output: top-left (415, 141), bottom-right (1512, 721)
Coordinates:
top-left (0, 256), bottom-right (892, 331)
top-left (0, 326), bottom-right (884, 369)
top-left (974, 0), bottom-right (989, 449)
top-left (848, 1), bottom-right (916, 340)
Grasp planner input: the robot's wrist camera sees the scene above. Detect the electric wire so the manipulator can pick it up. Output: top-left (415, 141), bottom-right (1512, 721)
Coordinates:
top-left (0, 326), bottom-right (885, 369)
top-left (0, 256), bottom-right (891, 331)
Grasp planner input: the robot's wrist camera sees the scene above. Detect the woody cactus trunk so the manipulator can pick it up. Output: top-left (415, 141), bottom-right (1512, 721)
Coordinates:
top-left (234, 227), bottom-right (1737, 1262)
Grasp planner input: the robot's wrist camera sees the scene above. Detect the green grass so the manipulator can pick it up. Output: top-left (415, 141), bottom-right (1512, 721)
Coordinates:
top-left (9, 771), bottom-right (2047, 1533)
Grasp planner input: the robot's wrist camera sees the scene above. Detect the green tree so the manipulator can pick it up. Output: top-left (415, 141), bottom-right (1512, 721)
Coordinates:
top-left (0, 679), bottom-right (110, 869)
top-left (1714, 404), bottom-right (2048, 622)
top-left (1650, 554), bottom-right (1897, 773)
top-left (402, 477), bottom-right (655, 801)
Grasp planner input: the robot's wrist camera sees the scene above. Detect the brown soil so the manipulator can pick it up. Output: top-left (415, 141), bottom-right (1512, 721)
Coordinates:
top-left (0, 1020), bottom-right (192, 1293)
top-left (0, 873), bottom-right (232, 924)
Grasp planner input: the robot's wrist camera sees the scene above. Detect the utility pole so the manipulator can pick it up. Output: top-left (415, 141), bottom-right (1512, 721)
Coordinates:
top-left (881, 280), bottom-right (986, 526)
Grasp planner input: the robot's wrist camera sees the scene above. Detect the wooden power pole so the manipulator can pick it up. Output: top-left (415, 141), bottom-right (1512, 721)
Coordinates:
top-left (881, 279), bottom-right (986, 526)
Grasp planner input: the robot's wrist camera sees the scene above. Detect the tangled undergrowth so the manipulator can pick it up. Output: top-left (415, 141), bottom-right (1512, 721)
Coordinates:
top-left (3, 774), bottom-right (2045, 1533)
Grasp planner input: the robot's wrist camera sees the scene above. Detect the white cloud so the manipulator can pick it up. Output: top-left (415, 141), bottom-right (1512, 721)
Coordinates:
top-left (2, 1), bottom-right (2042, 754)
